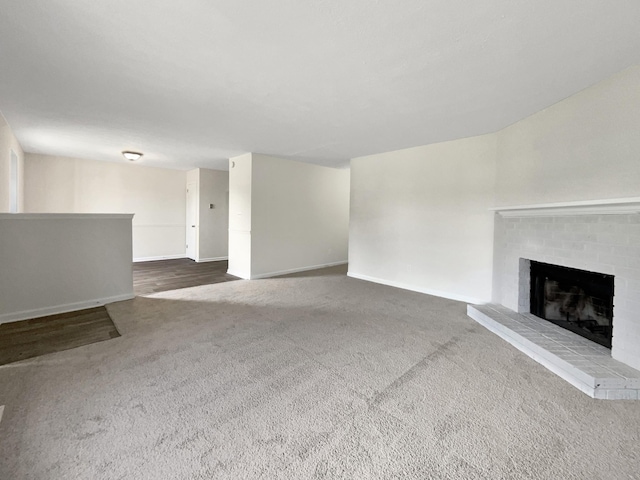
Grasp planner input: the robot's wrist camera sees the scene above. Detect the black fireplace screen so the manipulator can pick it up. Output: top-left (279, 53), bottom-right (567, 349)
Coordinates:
top-left (530, 261), bottom-right (614, 348)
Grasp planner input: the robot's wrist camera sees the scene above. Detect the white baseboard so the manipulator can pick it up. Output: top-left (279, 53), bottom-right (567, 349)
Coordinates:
top-left (196, 256), bottom-right (228, 263)
top-left (227, 261), bottom-right (347, 280)
top-left (227, 269), bottom-right (250, 279)
top-left (0, 293), bottom-right (135, 325)
top-left (133, 254), bottom-right (187, 263)
top-left (346, 271), bottom-right (486, 305)
top-left (250, 261), bottom-right (348, 279)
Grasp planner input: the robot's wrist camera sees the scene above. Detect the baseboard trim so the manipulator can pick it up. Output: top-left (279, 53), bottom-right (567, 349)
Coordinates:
top-left (133, 254), bottom-right (187, 263)
top-left (346, 271), bottom-right (486, 305)
top-left (227, 269), bottom-right (250, 279)
top-left (0, 293), bottom-right (135, 325)
top-left (196, 256), bottom-right (228, 263)
top-left (251, 261), bottom-right (348, 279)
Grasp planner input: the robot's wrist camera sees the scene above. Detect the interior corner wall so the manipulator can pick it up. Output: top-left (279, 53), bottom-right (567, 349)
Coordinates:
top-left (495, 65), bottom-right (640, 206)
top-left (228, 153), bottom-right (252, 278)
top-left (24, 154), bottom-right (187, 261)
top-left (0, 114), bottom-right (25, 212)
top-left (250, 154), bottom-right (349, 278)
top-left (348, 135), bottom-right (497, 304)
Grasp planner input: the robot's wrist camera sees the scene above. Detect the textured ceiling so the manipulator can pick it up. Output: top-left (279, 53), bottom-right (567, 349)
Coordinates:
top-left (1, 1), bottom-right (639, 170)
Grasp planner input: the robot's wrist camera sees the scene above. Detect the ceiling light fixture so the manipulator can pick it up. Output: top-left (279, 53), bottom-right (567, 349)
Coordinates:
top-left (122, 151), bottom-right (143, 161)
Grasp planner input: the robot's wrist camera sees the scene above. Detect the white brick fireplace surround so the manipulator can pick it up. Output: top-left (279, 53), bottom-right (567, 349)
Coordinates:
top-left (468, 198), bottom-right (640, 399)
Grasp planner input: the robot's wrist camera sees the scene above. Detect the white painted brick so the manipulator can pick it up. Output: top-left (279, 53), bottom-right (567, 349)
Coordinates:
top-left (628, 265), bottom-right (640, 281)
top-left (592, 263), bottom-right (616, 275)
top-left (627, 278), bottom-right (640, 292)
top-left (589, 223), bottom-right (609, 234)
top-left (575, 232), bottom-right (598, 243)
top-left (605, 389), bottom-right (638, 400)
top-left (597, 253), bottom-right (628, 267)
top-left (544, 239), bottom-right (563, 249)
top-left (494, 213), bottom-right (640, 372)
top-left (600, 232), bottom-right (628, 245)
top-left (599, 216), bottom-right (623, 224)
top-left (563, 241), bottom-right (586, 251)
top-left (569, 223), bottom-right (589, 233)
top-left (613, 266), bottom-right (640, 279)
top-left (593, 390), bottom-right (608, 399)
top-left (544, 223), bottom-right (560, 231)
top-left (613, 245), bottom-right (640, 258)
top-left (585, 243), bottom-right (614, 254)
top-left (549, 253), bottom-right (567, 263)
top-left (613, 326), bottom-right (640, 343)
top-left (615, 353), bottom-right (640, 372)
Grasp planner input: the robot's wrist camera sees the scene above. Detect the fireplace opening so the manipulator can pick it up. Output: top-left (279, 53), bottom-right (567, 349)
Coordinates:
top-left (529, 261), bottom-right (614, 348)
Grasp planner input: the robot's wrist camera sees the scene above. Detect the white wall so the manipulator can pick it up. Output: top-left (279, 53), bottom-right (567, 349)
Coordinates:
top-left (349, 135), bottom-right (497, 304)
top-left (198, 168), bottom-right (229, 261)
top-left (228, 153), bottom-right (350, 279)
top-left (0, 214), bottom-right (134, 323)
top-left (24, 154), bottom-right (187, 261)
top-left (495, 65), bottom-right (640, 206)
top-left (251, 154), bottom-right (350, 278)
top-left (0, 113), bottom-right (25, 212)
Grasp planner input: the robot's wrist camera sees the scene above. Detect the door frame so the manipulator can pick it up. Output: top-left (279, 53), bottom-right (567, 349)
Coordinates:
top-left (186, 181), bottom-right (198, 260)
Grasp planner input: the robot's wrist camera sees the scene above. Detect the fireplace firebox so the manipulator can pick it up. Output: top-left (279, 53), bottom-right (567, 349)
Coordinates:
top-left (529, 261), bottom-right (614, 348)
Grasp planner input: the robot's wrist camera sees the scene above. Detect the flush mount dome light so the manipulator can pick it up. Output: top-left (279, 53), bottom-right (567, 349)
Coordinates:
top-left (122, 151), bottom-right (143, 161)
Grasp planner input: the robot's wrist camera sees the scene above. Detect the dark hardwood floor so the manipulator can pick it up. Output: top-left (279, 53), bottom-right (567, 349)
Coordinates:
top-left (0, 259), bottom-right (237, 365)
top-left (0, 307), bottom-right (120, 366)
top-left (133, 258), bottom-right (240, 296)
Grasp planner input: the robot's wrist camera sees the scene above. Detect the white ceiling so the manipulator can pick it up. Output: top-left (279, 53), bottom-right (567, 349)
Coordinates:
top-left (1, 1), bottom-right (639, 171)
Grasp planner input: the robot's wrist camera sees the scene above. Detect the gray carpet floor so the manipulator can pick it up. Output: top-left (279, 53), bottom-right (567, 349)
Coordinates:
top-left (1, 265), bottom-right (639, 479)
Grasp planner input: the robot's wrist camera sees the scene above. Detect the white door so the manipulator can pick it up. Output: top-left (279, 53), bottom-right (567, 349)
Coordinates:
top-left (186, 182), bottom-right (197, 260)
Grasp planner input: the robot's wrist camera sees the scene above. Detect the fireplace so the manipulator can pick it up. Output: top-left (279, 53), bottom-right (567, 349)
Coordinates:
top-left (467, 201), bottom-right (640, 397)
top-left (529, 261), bottom-right (614, 348)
